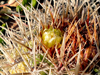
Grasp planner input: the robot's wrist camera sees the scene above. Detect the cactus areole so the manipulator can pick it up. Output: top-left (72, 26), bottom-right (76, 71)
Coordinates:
top-left (42, 27), bottom-right (62, 48)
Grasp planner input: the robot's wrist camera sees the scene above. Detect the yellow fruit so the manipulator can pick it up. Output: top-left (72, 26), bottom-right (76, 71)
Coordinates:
top-left (42, 28), bottom-right (62, 48)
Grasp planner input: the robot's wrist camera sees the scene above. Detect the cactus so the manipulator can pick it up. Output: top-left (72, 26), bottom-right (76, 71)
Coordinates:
top-left (0, 0), bottom-right (100, 75)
